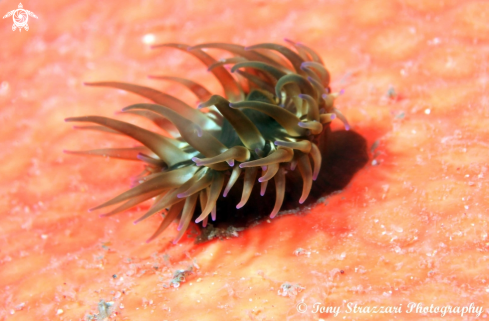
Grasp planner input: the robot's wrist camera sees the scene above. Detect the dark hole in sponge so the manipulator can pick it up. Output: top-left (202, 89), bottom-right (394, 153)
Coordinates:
top-left (192, 128), bottom-right (369, 241)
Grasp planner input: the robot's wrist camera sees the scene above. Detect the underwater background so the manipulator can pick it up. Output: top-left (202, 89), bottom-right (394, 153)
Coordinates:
top-left (1, 0), bottom-right (488, 319)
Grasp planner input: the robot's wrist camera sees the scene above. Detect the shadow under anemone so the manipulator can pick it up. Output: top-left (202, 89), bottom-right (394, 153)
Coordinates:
top-left (195, 127), bottom-right (368, 242)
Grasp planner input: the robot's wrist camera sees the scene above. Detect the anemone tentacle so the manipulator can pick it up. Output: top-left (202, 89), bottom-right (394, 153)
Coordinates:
top-left (66, 41), bottom-right (347, 243)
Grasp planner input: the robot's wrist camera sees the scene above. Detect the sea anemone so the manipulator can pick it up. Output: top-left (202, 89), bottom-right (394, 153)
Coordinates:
top-left (65, 40), bottom-right (350, 244)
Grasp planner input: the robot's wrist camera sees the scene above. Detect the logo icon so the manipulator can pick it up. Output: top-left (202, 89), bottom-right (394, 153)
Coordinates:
top-left (3, 3), bottom-right (38, 32)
